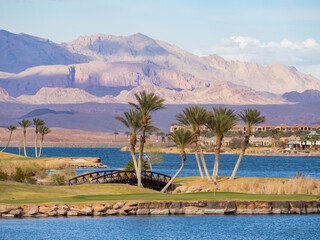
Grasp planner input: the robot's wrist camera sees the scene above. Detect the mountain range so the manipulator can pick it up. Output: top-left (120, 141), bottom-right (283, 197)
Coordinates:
top-left (0, 30), bottom-right (319, 106)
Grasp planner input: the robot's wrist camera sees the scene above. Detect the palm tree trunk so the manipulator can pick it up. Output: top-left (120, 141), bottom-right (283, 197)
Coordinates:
top-left (1, 132), bottom-right (12, 152)
top-left (198, 140), bottom-right (211, 181)
top-left (39, 136), bottom-right (43, 157)
top-left (35, 132), bottom-right (38, 157)
top-left (161, 151), bottom-right (186, 192)
top-left (230, 134), bottom-right (250, 180)
top-left (193, 136), bottom-right (204, 180)
top-left (213, 137), bottom-right (222, 186)
top-left (137, 123), bottom-right (147, 187)
top-left (23, 129), bottom-right (27, 157)
top-left (130, 134), bottom-right (138, 174)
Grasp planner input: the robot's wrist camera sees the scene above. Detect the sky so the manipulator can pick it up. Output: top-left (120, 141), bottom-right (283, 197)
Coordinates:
top-left (0, 0), bottom-right (320, 77)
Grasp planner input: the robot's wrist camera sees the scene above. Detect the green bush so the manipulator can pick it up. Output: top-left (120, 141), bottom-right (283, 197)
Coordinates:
top-left (124, 160), bottom-right (150, 171)
top-left (0, 170), bottom-right (8, 181)
top-left (12, 167), bottom-right (25, 182)
top-left (48, 169), bottom-right (77, 185)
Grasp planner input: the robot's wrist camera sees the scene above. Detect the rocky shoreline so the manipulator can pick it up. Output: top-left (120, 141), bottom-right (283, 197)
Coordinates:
top-left (1, 200), bottom-right (319, 218)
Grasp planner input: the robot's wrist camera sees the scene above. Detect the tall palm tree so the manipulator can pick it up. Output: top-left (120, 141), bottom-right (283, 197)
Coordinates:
top-left (18, 119), bottom-right (31, 157)
top-left (33, 118), bottom-right (45, 157)
top-left (161, 129), bottom-right (194, 192)
top-left (1, 125), bottom-right (17, 152)
top-left (116, 110), bottom-right (142, 177)
top-left (38, 126), bottom-right (51, 157)
top-left (230, 108), bottom-right (265, 180)
top-left (129, 90), bottom-right (166, 187)
top-left (175, 106), bottom-right (210, 181)
top-left (206, 107), bottom-right (238, 186)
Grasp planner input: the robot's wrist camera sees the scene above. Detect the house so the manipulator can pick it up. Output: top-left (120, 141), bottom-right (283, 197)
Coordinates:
top-left (249, 136), bottom-right (271, 146)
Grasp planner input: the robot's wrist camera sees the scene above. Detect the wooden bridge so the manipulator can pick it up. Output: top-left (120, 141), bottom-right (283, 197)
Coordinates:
top-left (68, 170), bottom-right (172, 191)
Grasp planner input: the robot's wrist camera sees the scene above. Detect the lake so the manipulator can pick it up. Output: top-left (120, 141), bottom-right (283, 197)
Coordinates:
top-left (5, 147), bottom-right (320, 178)
top-left (1, 215), bottom-right (320, 240)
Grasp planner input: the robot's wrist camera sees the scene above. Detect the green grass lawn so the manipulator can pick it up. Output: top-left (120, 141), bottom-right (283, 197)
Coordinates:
top-left (1, 181), bottom-right (319, 204)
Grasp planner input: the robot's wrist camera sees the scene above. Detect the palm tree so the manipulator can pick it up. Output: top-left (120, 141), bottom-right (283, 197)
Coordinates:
top-left (206, 107), bottom-right (238, 186)
top-left (129, 90), bottom-right (166, 187)
top-left (230, 108), bottom-right (265, 180)
top-left (113, 131), bottom-right (119, 142)
top-left (38, 126), bottom-right (51, 157)
top-left (116, 110), bottom-right (142, 177)
top-left (270, 129), bottom-right (280, 150)
top-left (176, 106), bottom-right (210, 181)
top-left (1, 125), bottom-right (17, 152)
top-left (33, 118), bottom-right (45, 157)
top-left (18, 119), bottom-right (32, 157)
top-left (161, 129), bottom-right (194, 192)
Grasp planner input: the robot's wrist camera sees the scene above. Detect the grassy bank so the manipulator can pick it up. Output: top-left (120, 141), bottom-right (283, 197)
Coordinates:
top-left (0, 181), bottom-right (319, 204)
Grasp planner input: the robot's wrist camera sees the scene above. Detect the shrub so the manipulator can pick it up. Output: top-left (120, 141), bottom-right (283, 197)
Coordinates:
top-left (48, 169), bottom-right (77, 185)
top-left (0, 170), bottom-right (8, 181)
top-left (124, 160), bottom-right (150, 171)
top-left (229, 138), bottom-right (243, 149)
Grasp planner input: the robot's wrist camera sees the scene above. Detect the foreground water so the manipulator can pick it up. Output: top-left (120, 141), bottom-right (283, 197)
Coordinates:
top-left (5, 147), bottom-right (320, 178)
top-left (1, 215), bottom-right (320, 240)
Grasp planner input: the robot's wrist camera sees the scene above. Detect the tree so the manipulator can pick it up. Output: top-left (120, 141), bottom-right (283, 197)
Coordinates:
top-left (33, 118), bottom-right (45, 157)
top-left (1, 125), bottom-right (17, 152)
top-left (269, 129), bottom-right (280, 150)
top-left (113, 131), bottom-right (119, 142)
top-left (38, 126), bottom-right (51, 157)
top-left (161, 129), bottom-right (194, 192)
top-left (176, 106), bottom-right (210, 181)
top-left (129, 90), bottom-right (165, 187)
top-left (116, 110), bottom-right (142, 178)
top-left (230, 108), bottom-right (265, 180)
top-left (18, 119), bottom-right (32, 157)
top-left (206, 107), bottom-right (238, 186)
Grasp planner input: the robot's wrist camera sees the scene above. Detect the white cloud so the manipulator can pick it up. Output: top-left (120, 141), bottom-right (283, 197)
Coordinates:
top-left (194, 36), bottom-right (320, 78)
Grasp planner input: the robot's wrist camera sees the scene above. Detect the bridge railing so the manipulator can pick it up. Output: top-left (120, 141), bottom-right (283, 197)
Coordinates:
top-left (68, 170), bottom-right (172, 191)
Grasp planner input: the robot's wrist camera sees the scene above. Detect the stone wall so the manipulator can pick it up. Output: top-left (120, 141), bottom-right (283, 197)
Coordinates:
top-left (0, 200), bottom-right (319, 218)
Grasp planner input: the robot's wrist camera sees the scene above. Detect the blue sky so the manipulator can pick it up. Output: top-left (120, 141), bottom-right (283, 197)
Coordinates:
top-left (1, 0), bottom-right (320, 77)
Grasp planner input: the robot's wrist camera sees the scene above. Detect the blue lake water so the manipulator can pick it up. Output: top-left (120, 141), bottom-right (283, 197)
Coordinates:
top-left (4, 147), bottom-right (320, 178)
top-left (1, 215), bottom-right (320, 240)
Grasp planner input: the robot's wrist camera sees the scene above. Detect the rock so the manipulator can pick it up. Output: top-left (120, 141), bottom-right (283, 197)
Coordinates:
top-left (138, 202), bottom-right (151, 209)
top-left (169, 208), bottom-right (185, 215)
top-left (92, 204), bottom-right (106, 212)
top-left (173, 185), bottom-right (188, 194)
top-left (113, 202), bottom-right (125, 210)
top-left (23, 204), bottom-right (39, 216)
top-left (205, 202), bottom-right (226, 215)
top-left (36, 214), bottom-right (48, 218)
top-left (79, 207), bottom-right (93, 215)
top-left (122, 205), bottom-right (137, 213)
top-left (94, 211), bottom-right (106, 216)
top-left (47, 211), bottom-right (58, 216)
top-left (9, 209), bottom-right (22, 217)
top-left (39, 206), bottom-right (50, 214)
top-left (128, 209), bottom-right (137, 215)
top-left (58, 204), bottom-right (70, 211)
top-left (126, 202), bottom-right (138, 207)
top-left (150, 209), bottom-right (170, 215)
top-left (305, 201), bottom-right (319, 214)
top-left (57, 209), bottom-right (67, 216)
top-left (272, 201), bottom-right (290, 214)
top-left (149, 202), bottom-right (171, 209)
top-left (0, 205), bottom-right (12, 214)
top-left (136, 209), bottom-right (150, 215)
top-left (67, 211), bottom-right (79, 216)
top-left (118, 209), bottom-right (127, 215)
top-left (105, 203), bottom-right (113, 209)
top-left (185, 207), bottom-right (204, 215)
top-left (290, 201), bottom-right (306, 214)
top-left (224, 201), bottom-right (237, 214)
top-left (49, 204), bottom-right (59, 211)
top-left (186, 185), bottom-right (202, 193)
top-left (106, 209), bottom-right (118, 215)
top-left (2, 214), bottom-right (14, 218)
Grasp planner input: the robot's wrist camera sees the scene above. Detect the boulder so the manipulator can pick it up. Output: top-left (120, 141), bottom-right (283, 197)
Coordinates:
top-left (272, 201), bottom-right (290, 214)
top-left (184, 207), bottom-right (204, 215)
top-left (79, 207), bottom-right (93, 215)
top-left (39, 206), bottom-right (50, 214)
top-left (150, 209), bottom-right (170, 215)
top-left (105, 203), bottom-right (113, 209)
top-left (136, 209), bottom-right (150, 215)
top-left (49, 204), bottom-right (59, 211)
top-left (9, 209), bottom-right (22, 217)
top-left (0, 205), bottom-right (12, 214)
top-left (2, 214), bottom-right (14, 218)
top-left (94, 211), bottom-right (106, 216)
top-left (23, 204), bottom-right (39, 216)
top-left (173, 185), bottom-right (188, 194)
top-left (224, 201), bottom-right (237, 214)
top-left (205, 202), bottom-right (226, 215)
top-left (57, 204), bottom-right (70, 211)
top-left (122, 205), bottom-right (137, 213)
top-left (106, 209), bottom-right (118, 215)
top-left (47, 211), bottom-right (58, 216)
top-left (305, 201), bottom-right (319, 214)
top-left (113, 202), bottom-right (125, 210)
top-left (57, 209), bottom-right (67, 216)
top-left (186, 185), bottom-right (202, 193)
top-left (126, 202), bottom-right (138, 207)
top-left (67, 211), bottom-right (79, 216)
top-left (290, 201), bottom-right (306, 214)
top-left (92, 204), bottom-right (106, 212)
